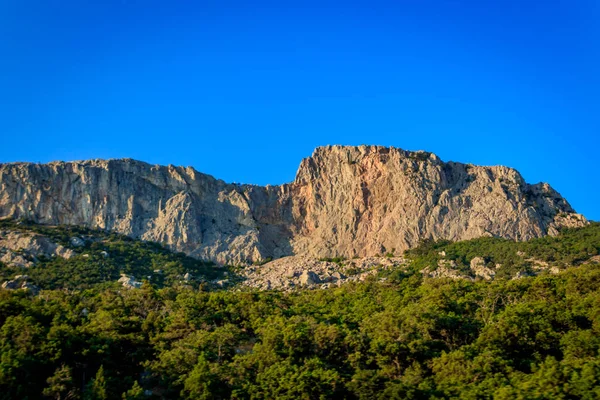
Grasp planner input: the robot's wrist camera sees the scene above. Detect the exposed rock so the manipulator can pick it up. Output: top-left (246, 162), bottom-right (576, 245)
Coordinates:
top-left (299, 271), bottom-right (321, 286)
top-left (331, 271), bottom-right (346, 280)
top-left (587, 255), bottom-right (600, 264)
top-left (239, 250), bottom-right (600, 291)
top-left (70, 237), bottom-right (85, 247)
top-left (0, 146), bottom-right (586, 264)
top-left (0, 251), bottom-right (32, 268)
top-left (422, 265), bottom-right (469, 280)
top-left (20, 282), bottom-right (40, 295)
top-left (513, 271), bottom-right (535, 280)
top-left (239, 255), bottom-right (405, 291)
top-left (118, 274), bottom-right (142, 289)
top-left (2, 275), bottom-right (28, 289)
top-left (526, 258), bottom-right (551, 271)
top-left (0, 230), bottom-right (75, 267)
top-left (437, 259), bottom-right (457, 269)
top-left (213, 279), bottom-right (229, 287)
top-left (1, 275), bottom-right (39, 294)
top-left (470, 257), bottom-right (496, 280)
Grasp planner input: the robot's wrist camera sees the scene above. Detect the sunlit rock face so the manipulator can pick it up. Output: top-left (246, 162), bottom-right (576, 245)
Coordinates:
top-left (0, 145), bottom-right (586, 264)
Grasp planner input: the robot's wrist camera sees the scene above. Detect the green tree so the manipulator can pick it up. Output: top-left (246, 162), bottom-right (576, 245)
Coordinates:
top-left (85, 365), bottom-right (107, 400)
top-left (181, 354), bottom-right (219, 399)
top-left (122, 380), bottom-right (144, 400)
top-left (43, 365), bottom-right (77, 400)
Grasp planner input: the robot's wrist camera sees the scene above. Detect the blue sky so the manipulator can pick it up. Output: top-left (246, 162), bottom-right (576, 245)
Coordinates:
top-left (1, 0), bottom-right (598, 219)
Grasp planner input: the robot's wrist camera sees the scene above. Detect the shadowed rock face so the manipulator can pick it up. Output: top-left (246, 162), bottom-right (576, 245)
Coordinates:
top-left (0, 145), bottom-right (586, 264)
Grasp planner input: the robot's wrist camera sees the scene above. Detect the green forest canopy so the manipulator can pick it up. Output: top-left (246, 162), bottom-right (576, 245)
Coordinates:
top-left (0, 221), bottom-right (599, 398)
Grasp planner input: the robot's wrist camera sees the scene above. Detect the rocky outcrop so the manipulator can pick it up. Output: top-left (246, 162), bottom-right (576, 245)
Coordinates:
top-left (1, 275), bottom-right (40, 294)
top-left (0, 146), bottom-right (587, 264)
top-left (470, 257), bottom-right (496, 280)
top-left (239, 255), bottom-right (406, 291)
top-left (0, 230), bottom-right (75, 268)
top-left (118, 274), bottom-right (142, 289)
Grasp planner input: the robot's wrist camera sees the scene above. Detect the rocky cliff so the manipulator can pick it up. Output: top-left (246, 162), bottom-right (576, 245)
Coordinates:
top-left (0, 145), bottom-right (586, 264)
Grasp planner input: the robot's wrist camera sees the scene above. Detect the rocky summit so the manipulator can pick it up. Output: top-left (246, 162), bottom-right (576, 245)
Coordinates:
top-left (0, 145), bottom-right (586, 264)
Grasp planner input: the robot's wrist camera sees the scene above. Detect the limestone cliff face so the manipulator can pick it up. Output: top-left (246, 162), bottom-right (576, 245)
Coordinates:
top-left (0, 146), bottom-right (586, 264)
top-left (290, 146), bottom-right (586, 258)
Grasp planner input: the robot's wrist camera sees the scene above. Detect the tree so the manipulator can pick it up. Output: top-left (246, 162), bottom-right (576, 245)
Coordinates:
top-left (122, 380), bottom-right (144, 400)
top-left (84, 365), bottom-right (107, 400)
top-left (181, 354), bottom-right (218, 399)
top-left (43, 365), bottom-right (77, 400)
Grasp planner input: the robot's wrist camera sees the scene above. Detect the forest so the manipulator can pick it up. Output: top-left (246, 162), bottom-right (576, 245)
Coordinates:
top-left (0, 222), bottom-right (599, 399)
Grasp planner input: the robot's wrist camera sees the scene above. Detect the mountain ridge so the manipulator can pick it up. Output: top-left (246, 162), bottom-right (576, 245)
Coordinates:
top-left (0, 145), bottom-right (587, 264)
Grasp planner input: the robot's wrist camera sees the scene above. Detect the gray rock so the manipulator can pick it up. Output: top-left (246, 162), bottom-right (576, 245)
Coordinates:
top-left (213, 279), bottom-right (229, 287)
top-left (21, 282), bottom-right (40, 295)
top-left (299, 271), bottom-right (321, 286)
top-left (0, 230), bottom-right (75, 268)
top-left (1, 280), bottom-right (19, 290)
top-left (0, 146), bottom-right (586, 264)
top-left (70, 237), bottom-right (85, 247)
top-left (239, 255), bottom-right (406, 291)
top-left (331, 271), bottom-right (346, 281)
top-left (470, 257), bottom-right (496, 280)
top-left (118, 275), bottom-right (142, 289)
top-left (1, 275), bottom-right (39, 294)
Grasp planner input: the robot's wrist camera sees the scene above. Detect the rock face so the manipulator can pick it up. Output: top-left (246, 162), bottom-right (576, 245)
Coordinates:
top-left (0, 230), bottom-right (75, 267)
top-left (0, 145), bottom-right (587, 264)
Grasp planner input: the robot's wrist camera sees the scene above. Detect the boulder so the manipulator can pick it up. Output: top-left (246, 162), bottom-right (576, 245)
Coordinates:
top-left (299, 270), bottom-right (321, 286)
top-left (70, 237), bottom-right (85, 247)
top-left (118, 275), bottom-right (142, 289)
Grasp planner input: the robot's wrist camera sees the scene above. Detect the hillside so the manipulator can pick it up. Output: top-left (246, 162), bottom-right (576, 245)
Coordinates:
top-left (0, 219), bottom-right (225, 292)
top-left (0, 145), bottom-right (587, 264)
top-left (0, 223), bottom-right (599, 398)
top-left (1, 219), bottom-right (599, 293)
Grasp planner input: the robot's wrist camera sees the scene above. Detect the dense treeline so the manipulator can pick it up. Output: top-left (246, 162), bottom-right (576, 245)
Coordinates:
top-left (1, 263), bottom-right (599, 399)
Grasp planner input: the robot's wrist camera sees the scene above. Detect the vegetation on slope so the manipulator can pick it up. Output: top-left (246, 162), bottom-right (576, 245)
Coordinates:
top-left (405, 222), bottom-right (600, 279)
top-left (0, 222), bottom-right (599, 398)
top-left (0, 264), bottom-right (599, 399)
top-left (0, 219), bottom-right (224, 290)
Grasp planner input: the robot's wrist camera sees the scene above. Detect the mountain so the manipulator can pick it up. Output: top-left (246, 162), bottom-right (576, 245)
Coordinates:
top-left (0, 145), bottom-right (586, 264)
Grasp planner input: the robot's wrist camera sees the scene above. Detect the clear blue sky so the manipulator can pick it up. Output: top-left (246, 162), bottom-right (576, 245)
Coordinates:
top-left (1, 1), bottom-right (598, 220)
